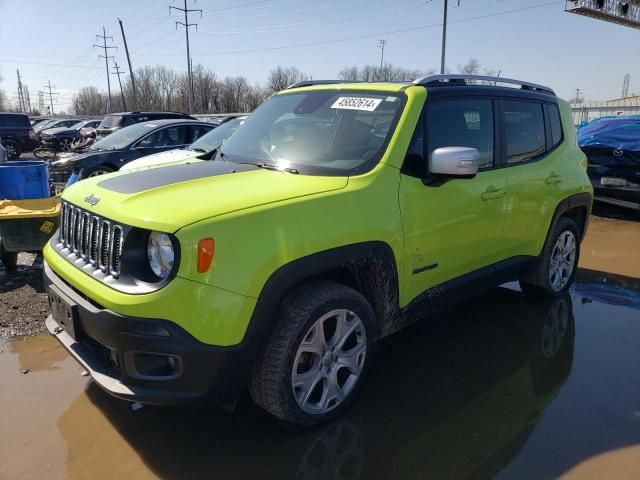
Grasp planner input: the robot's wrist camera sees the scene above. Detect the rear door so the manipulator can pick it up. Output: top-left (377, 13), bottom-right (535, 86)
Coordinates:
top-left (500, 99), bottom-right (568, 258)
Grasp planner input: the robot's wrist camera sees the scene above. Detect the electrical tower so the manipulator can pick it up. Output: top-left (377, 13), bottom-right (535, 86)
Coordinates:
top-left (94, 26), bottom-right (116, 113)
top-left (37, 90), bottom-right (45, 114)
top-left (111, 61), bottom-right (127, 111)
top-left (377, 39), bottom-right (387, 69)
top-left (16, 70), bottom-right (25, 112)
top-left (43, 81), bottom-right (58, 115)
top-left (622, 73), bottom-right (631, 97)
top-left (170, 0), bottom-right (202, 114)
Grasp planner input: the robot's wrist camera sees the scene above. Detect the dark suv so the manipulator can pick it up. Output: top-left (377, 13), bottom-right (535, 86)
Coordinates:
top-left (0, 113), bottom-right (38, 159)
top-left (96, 111), bottom-right (196, 138)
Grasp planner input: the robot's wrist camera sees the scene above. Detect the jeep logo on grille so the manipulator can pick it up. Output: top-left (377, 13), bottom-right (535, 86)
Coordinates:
top-left (84, 194), bottom-right (100, 206)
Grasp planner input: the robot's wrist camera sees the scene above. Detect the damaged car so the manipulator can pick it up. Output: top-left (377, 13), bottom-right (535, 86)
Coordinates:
top-left (579, 115), bottom-right (640, 210)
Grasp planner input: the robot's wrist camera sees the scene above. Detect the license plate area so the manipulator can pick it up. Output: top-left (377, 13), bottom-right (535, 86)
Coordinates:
top-left (601, 177), bottom-right (627, 186)
top-left (48, 286), bottom-right (80, 341)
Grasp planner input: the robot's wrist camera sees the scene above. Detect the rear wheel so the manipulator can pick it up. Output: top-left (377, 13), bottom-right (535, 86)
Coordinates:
top-left (2, 139), bottom-right (21, 160)
top-left (520, 217), bottom-right (580, 296)
top-left (250, 281), bottom-right (376, 427)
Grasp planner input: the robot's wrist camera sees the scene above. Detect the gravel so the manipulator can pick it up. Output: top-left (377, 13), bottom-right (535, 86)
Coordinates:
top-left (0, 252), bottom-right (50, 337)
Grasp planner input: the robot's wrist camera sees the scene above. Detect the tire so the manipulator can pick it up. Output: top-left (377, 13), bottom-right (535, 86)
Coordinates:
top-left (0, 242), bottom-right (18, 273)
top-left (250, 280), bottom-right (376, 427)
top-left (2, 139), bottom-right (22, 160)
top-left (80, 165), bottom-right (115, 178)
top-left (520, 217), bottom-right (580, 296)
top-left (58, 137), bottom-right (74, 152)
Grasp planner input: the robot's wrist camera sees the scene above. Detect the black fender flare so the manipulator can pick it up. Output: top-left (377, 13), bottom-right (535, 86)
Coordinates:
top-left (545, 192), bottom-right (592, 246)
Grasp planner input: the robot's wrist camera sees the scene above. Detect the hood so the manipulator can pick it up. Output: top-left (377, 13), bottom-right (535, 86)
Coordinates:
top-left (120, 148), bottom-right (202, 172)
top-left (61, 161), bottom-right (349, 232)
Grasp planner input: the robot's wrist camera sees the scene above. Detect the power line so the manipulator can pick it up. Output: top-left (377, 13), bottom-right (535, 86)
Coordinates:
top-left (94, 26), bottom-right (117, 113)
top-left (169, 0), bottom-right (202, 115)
top-left (137, 0), bottom-right (564, 57)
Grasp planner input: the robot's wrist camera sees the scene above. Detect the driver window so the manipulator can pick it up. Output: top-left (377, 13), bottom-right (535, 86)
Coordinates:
top-left (139, 126), bottom-right (188, 148)
top-left (426, 99), bottom-right (494, 169)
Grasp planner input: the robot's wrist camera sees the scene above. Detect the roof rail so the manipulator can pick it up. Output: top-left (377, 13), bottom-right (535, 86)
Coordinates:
top-left (412, 74), bottom-right (555, 95)
top-left (287, 80), bottom-right (359, 89)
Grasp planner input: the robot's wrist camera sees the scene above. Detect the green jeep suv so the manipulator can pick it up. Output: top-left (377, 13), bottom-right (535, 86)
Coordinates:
top-left (43, 75), bottom-right (592, 426)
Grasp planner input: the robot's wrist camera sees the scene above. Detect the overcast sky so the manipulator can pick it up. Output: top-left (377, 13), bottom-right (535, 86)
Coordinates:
top-left (1, 0), bottom-right (639, 112)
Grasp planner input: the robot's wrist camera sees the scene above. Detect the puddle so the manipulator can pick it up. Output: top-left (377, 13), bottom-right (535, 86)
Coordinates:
top-left (1, 279), bottom-right (639, 480)
top-left (1, 214), bottom-right (639, 479)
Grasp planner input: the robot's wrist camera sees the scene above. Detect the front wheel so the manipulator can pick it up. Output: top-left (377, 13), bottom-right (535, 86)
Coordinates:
top-left (250, 281), bottom-right (376, 427)
top-left (520, 217), bottom-right (580, 296)
top-left (80, 165), bottom-right (114, 178)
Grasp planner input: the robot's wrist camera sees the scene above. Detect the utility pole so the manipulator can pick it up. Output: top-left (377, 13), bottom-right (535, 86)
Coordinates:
top-left (574, 88), bottom-right (582, 106)
top-left (94, 26), bottom-right (116, 113)
top-left (170, 0), bottom-right (202, 114)
top-left (440, 0), bottom-right (448, 74)
top-left (16, 70), bottom-right (25, 112)
top-left (377, 39), bottom-right (386, 69)
top-left (43, 81), bottom-right (57, 115)
top-left (111, 61), bottom-right (127, 111)
top-left (622, 73), bottom-right (630, 98)
top-left (118, 18), bottom-right (137, 109)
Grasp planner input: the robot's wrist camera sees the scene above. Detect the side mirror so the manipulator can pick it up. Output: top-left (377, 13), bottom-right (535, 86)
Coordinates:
top-left (429, 147), bottom-right (480, 178)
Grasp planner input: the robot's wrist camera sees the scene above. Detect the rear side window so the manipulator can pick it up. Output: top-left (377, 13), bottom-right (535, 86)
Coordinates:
top-left (426, 98), bottom-right (495, 169)
top-left (546, 104), bottom-right (563, 148)
top-left (0, 114), bottom-right (30, 128)
top-left (503, 100), bottom-right (546, 163)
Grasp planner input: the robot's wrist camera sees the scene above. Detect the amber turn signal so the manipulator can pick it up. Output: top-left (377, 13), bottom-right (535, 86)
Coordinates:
top-left (197, 238), bottom-right (214, 273)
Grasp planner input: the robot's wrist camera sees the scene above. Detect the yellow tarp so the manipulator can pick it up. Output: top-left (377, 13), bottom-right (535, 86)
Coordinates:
top-left (0, 198), bottom-right (61, 220)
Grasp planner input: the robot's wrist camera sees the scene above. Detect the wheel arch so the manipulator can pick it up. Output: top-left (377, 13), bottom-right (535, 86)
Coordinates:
top-left (245, 241), bottom-right (401, 351)
top-left (546, 193), bottom-right (592, 246)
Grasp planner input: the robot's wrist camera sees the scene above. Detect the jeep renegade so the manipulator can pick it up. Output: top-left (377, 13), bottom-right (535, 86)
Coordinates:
top-left (44, 75), bottom-right (593, 426)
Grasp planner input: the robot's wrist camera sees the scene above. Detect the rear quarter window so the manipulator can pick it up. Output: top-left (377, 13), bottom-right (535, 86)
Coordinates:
top-left (545, 104), bottom-right (563, 148)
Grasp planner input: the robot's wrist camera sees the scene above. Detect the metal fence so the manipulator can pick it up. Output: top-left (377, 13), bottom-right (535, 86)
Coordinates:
top-left (571, 98), bottom-right (640, 126)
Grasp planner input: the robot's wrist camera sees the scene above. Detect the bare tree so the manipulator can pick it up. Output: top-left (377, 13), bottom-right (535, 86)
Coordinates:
top-left (72, 86), bottom-right (108, 115)
top-left (267, 66), bottom-right (307, 92)
top-left (338, 63), bottom-right (432, 83)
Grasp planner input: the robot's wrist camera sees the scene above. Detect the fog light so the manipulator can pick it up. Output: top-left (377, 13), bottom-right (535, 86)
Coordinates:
top-left (126, 352), bottom-right (181, 379)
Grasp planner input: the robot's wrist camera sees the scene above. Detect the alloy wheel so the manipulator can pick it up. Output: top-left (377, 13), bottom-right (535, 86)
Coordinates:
top-left (549, 231), bottom-right (576, 291)
top-left (59, 138), bottom-right (73, 151)
top-left (292, 309), bottom-right (367, 415)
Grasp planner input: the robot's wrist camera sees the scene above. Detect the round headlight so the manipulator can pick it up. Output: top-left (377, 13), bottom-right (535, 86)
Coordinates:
top-left (147, 231), bottom-right (174, 279)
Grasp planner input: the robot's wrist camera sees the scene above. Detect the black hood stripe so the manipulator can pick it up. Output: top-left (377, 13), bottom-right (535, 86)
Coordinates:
top-left (97, 161), bottom-right (258, 194)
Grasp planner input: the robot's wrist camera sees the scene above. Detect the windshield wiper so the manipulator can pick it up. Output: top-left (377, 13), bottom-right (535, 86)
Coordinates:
top-left (189, 147), bottom-right (207, 153)
top-left (236, 161), bottom-right (299, 174)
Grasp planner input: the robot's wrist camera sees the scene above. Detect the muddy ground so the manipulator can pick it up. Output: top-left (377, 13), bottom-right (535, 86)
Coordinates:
top-left (1, 203), bottom-right (639, 479)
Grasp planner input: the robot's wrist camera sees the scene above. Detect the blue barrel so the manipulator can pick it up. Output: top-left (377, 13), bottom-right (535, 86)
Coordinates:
top-left (0, 161), bottom-right (50, 200)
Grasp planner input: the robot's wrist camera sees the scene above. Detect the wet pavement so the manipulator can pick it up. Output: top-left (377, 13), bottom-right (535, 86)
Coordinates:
top-left (1, 215), bottom-right (639, 479)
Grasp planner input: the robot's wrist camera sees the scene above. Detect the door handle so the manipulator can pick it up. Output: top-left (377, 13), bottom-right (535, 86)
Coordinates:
top-left (545, 174), bottom-right (565, 185)
top-left (481, 188), bottom-right (506, 201)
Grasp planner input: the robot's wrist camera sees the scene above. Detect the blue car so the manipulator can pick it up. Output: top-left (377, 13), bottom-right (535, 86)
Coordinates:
top-left (50, 119), bottom-right (215, 184)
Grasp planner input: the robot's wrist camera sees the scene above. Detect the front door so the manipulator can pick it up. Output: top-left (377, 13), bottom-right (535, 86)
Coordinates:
top-left (399, 97), bottom-right (509, 305)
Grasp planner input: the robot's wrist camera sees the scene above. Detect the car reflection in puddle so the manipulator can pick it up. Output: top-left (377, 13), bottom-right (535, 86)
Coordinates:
top-left (58, 287), bottom-right (577, 480)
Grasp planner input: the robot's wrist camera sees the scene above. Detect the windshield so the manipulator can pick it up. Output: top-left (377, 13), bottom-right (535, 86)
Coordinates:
top-left (98, 115), bottom-right (122, 129)
top-left (219, 90), bottom-right (405, 176)
top-left (91, 122), bottom-right (159, 150)
top-left (188, 118), bottom-right (244, 152)
top-left (34, 120), bottom-right (56, 132)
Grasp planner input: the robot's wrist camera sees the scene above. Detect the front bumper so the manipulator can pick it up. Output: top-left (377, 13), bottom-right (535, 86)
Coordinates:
top-left (44, 262), bottom-right (251, 406)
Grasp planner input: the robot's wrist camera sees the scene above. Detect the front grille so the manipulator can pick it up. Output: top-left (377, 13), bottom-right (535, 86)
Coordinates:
top-left (59, 201), bottom-right (125, 278)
